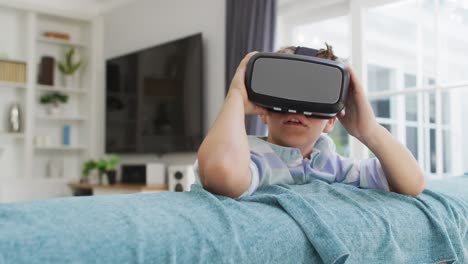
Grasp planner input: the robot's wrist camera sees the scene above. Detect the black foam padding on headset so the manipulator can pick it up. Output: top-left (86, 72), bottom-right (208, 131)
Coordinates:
top-left (294, 46), bottom-right (319, 57)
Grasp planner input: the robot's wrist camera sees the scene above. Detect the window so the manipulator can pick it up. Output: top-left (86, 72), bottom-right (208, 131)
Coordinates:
top-left (368, 65), bottom-right (395, 120)
top-left (290, 16), bottom-right (350, 59)
top-left (278, 0), bottom-right (468, 177)
top-left (364, 0), bottom-right (468, 177)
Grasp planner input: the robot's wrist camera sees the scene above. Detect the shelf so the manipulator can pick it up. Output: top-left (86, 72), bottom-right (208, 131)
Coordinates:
top-left (34, 145), bottom-right (87, 151)
top-left (68, 182), bottom-right (169, 192)
top-left (0, 132), bottom-right (25, 139)
top-left (36, 84), bottom-right (87, 95)
top-left (42, 177), bottom-right (78, 183)
top-left (6, 177), bottom-right (76, 184)
top-left (0, 81), bottom-right (27, 90)
top-left (36, 115), bottom-right (87, 122)
top-left (37, 36), bottom-right (87, 48)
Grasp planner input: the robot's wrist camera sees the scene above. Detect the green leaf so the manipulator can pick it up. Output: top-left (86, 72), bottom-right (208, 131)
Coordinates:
top-left (106, 155), bottom-right (120, 170)
top-left (66, 47), bottom-right (74, 66)
top-left (58, 63), bottom-right (69, 74)
top-left (39, 91), bottom-right (68, 105)
top-left (58, 46), bottom-right (81, 75)
top-left (82, 160), bottom-right (97, 176)
top-left (70, 61), bottom-right (81, 74)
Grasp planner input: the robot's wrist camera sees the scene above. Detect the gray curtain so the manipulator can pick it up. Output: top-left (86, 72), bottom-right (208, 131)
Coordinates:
top-left (225, 0), bottom-right (277, 136)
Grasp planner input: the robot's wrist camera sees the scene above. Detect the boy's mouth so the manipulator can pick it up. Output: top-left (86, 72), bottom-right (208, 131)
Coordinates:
top-left (283, 115), bottom-right (308, 127)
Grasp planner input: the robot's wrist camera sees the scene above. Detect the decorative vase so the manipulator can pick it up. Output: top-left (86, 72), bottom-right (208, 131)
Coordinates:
top-left (107, 170), bottom-right (117, 185)
top-left (8, 103), bottom-right (21, 133)
top-left (62, 125), bottom-right (71, 146)
top-left (80, 176), bottom-right (89, 184)
top-left (63, 74), bottom-right (76, 89)
top-left (47, 104), bottom-right (61, 116)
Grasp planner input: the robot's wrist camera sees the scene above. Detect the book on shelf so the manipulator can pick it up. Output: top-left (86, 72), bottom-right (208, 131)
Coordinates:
top-left (43, 31), bottom-right (70, 41)
top-left (0, 60), bottom-right (26, 83)
top-left (38, 56), bottom-right (55, 85)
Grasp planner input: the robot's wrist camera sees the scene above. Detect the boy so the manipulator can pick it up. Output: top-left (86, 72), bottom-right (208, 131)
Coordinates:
top-left (195, 44), bottom-right (425, 199)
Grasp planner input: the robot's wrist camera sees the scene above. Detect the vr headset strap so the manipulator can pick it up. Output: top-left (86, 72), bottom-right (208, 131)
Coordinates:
top-left (294, 46), bottom-right (319, 57)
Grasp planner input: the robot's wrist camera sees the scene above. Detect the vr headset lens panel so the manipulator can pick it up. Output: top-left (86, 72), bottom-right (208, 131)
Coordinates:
top-left (251, 57), bottom-right (343, 104)
top-left (246, 52), bottom-right (349, 118)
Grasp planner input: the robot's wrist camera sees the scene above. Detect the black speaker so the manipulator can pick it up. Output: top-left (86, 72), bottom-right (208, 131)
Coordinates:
top-left (121, 165), bottom-right (146, 184)
top-left (168, 165), bottom-right (195, 192)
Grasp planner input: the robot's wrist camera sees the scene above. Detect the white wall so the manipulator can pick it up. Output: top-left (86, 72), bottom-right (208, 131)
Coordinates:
top-left (100, 0), bottom-right (225, 165)
top-left (0, 0), bottom-right (137, 19)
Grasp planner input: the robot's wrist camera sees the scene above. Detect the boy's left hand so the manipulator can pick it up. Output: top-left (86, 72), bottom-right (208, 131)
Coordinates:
top-left (337, 66), bottom-right (380, 144)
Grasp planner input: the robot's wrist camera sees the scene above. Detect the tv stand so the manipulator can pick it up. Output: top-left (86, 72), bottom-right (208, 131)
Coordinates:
top-left (68, 182), bottom-right (168, 196)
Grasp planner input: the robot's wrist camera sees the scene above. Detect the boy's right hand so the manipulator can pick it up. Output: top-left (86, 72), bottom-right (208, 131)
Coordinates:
top-left (227, 52), bottom-right (267, 116)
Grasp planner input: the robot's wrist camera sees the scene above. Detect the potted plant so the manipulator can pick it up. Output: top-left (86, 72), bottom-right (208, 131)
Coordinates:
top-left (81, 160), bottom-right (97, 183)
top-left (58, 46), bottom-right (82, 88)
top-left (39, 91), bottom-right (68, 116)
top-left (105, 155), bottom-right (120, 185)
top-left (83, 155), bottom-right (120, 185)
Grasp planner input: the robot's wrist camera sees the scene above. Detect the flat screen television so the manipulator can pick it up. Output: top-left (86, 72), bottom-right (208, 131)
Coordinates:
top-left (105, 33), bottom-right (203, 154)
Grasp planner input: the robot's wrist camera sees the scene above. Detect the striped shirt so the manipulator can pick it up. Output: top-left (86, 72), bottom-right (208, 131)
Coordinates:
top-left (194, 134), bottom-right (390, 198)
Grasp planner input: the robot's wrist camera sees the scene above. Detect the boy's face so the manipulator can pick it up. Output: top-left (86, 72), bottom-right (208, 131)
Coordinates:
top-left (260, 111), bottom-right (336, 151)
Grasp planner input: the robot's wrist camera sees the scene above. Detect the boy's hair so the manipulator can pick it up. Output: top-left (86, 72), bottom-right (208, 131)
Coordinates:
top-left (276, 43), bottom-right (338, 61)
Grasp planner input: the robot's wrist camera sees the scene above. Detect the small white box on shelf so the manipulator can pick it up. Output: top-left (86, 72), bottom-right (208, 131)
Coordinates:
top-left (146, 163), bottom-right (166, 185)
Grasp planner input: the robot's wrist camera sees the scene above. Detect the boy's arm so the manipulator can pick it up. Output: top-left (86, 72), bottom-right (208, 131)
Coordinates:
top-left (360, 125), bottom-right (424, 196)
top-left (338, 67), bottom-right (425, 197)
top-left (197, 52), bottom-right (267, 198)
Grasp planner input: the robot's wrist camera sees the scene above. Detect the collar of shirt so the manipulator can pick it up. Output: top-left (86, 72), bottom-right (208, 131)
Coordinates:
top-left (256, 134), bottom-right (334, 166)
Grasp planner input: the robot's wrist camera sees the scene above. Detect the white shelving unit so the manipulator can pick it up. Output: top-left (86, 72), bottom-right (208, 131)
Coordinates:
top-left (0, 81), bottom-right (27, 89)
top-left (36, 36), bottom-right (88, 48)
top-left (36, 115), bottom-right (87, 122)
top-left (0, 132), bottom-right (25, 138)
top-left (36, 84), bottom-right (88, 95)
top-left (32, 12), bottom-right (92, 182)
top-left (0, 4), bottom-right (102, 202)
top-left (0, 6), bottom-right (28, 185)
top-left (34, 145), bottom-right (87, 151)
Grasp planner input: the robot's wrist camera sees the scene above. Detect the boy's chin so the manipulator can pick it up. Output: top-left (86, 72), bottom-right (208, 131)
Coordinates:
top-left (269, 128), bottom-right (319, 148)
top-left (277, 136), bottom-right (312, 149)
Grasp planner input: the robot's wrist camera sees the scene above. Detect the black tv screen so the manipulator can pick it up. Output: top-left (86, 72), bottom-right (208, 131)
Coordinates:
top-left (105, 33), bottom-right (203, 154)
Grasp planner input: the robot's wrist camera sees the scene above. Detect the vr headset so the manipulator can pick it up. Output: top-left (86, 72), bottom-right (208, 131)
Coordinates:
top-left (245, 46), bottom-right (350, 119)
